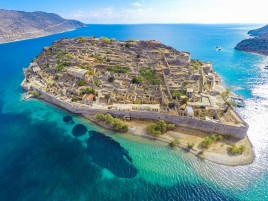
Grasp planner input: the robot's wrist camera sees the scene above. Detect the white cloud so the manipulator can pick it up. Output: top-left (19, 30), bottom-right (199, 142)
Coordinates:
top-left (63, 0), bottom-right (268, 24)
top-left (64, 7), bottom-right (157, 24)
top-left (131, 2), bottom-right (143, 7)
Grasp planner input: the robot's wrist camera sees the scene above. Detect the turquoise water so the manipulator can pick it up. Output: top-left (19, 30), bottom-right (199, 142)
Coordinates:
top-left (0, 24), bottom-right (268, 201)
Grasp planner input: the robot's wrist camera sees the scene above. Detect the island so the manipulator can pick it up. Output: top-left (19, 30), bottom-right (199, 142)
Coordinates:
top-left (21, 37), bottom-right (254, 166)
top-left (0, 9), bottom-right (85, 44)
top-left (235, 24), bottom-right (268, 55)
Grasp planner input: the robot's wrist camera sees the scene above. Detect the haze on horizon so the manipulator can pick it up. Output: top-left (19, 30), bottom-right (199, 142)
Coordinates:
top-left (1, 0), bottom-right (268, 24)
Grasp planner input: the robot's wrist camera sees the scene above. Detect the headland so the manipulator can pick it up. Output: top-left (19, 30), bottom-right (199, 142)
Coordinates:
top-left (235, 24), bottom-right (268, 56)
top-left (0, 9), bottom-right (86, 44)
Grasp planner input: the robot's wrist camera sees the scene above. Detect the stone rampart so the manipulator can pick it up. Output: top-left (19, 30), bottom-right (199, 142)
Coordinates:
top-left (34, 87), bottom-right (248, 139)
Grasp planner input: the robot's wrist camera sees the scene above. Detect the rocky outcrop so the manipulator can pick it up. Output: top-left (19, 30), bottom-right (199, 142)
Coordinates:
top-left (235, 24), bottom-right (268, 56)
top-left (0, 9), bottom-right (86, 43)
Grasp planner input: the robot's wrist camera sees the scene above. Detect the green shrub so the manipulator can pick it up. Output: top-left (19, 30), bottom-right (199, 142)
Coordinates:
top-left (228, 144), bottom-right (246, 155)
top-left (77, 80), bottom-right (85, 86)
top-left (147, 121), bottom-right (175, 136)
top-left (182, 81), bottom-right (189, 86)
top-left (95, 113), bottom-right (128, 132)
top-left (166, 123), bottom-right (176, 130)
top-left (28, 91), bottom-right (40, 97)
top-left (181, 97), bottom-right (189, 105)
top-left (67, 54), bottom-right (73, 59)
top-left (187, 142), bottom-right (195, 149)
top-left (169, 138), bottom-right (180, 148)
top-left (147, 124), bottom-right (160, 136)
top-left (95, 79), bottom-right (101, 87)
top-left (101, 37), bottom-right (111, 43)
top-left (201, 137), bottom-right (213, 148)
top-left (81, 88), bottom-right (95, 95)
top-left (211, 134), bottom-right (218, 141)
top-left (191, 60), bottom-right (202, 70)
top-left (132, 76), bottom-right (144, 84)
top-left (75, 36), bottom-right (87, 43)
top-left (55, 61), bottom-right (70, 72)
top-left (86, 69), bottom-right (95, 75)
top-left (140, 67), bottom-right (161, 85)
top-left (71, 97), bottom-right (81, 102)
top-left (107, 66), bottom-right (130, 74)
top-left (171, 90), bottom-right (186, 99)
top-left (96, 113), bottom-right (105, 121)
top-left (217, 135), bottom-right (223, 141)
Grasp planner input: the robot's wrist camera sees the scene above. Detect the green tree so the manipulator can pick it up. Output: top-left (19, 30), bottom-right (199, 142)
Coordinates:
top-left (156, 120), bottom-right (167, 134)
top-left (200, 136), bottom-right (213, 148)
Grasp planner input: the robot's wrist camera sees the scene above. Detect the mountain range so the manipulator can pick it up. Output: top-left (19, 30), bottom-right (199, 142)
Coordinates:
top-left (0, 9), bottom-right (86, 43)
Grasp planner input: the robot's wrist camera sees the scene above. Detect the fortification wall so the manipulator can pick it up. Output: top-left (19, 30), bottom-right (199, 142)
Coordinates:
top-left (33, 87), bottom-right (248, 139)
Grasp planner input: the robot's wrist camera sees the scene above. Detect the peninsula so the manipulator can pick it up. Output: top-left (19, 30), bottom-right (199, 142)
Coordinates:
top-left (235, 24), bottom-right (268, 55)
top-left (0, 9), bottom-right (85, 44)
top-left (21, 37), bottom-right (254, 166)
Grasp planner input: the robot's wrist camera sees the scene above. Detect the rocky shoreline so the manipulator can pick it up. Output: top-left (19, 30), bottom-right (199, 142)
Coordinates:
top-left (235, 24), bottom-right (268, 56)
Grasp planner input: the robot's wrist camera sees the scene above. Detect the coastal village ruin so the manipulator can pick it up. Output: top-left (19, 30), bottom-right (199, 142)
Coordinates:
top-left (21, 37), bottom-right (248, 139)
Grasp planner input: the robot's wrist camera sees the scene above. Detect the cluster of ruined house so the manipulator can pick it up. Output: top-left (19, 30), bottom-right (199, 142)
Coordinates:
top-left (22, 37), bottom-right (244, 125)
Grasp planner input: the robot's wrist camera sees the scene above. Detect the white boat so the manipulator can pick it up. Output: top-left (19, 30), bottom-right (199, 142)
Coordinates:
top-left (230, 96), bottom-right (245, 107)
top-left (264, 66), bottom-right (268, 69)
top-left (216, 46), bottom-right (222, 51)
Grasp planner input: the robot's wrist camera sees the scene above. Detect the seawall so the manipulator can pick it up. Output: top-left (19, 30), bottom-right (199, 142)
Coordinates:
top-left (29, 86), bottom-right (248, 139)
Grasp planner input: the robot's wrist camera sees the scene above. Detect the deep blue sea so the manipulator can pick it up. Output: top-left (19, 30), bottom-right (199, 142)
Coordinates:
top-left (0, 24), bottom-right (268, 201)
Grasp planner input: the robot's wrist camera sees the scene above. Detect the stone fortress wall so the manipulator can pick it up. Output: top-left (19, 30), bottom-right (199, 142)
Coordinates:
top-left (28, 85), bottom-right (248, 139)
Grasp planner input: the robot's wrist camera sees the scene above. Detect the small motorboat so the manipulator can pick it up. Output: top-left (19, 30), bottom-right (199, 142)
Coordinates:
top-left (264, 66), bottom-right (268, 69)
top-left (230, 96), bottom-right (245, 107)
top-left (216, 46), bottom-right (222, 51)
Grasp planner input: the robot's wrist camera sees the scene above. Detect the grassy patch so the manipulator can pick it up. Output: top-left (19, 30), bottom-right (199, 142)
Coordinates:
top-left (140, 67), bottom-right (161, 85)
top-left (107, 66), bottom-right (130, 74)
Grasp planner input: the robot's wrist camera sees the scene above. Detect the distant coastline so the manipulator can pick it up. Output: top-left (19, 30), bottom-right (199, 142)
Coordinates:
top-left (0, 28), bottom-right (77, 45)
top-left (235, 24), bottom-right (268, 56)
top-left (0, 9), bottom-right (86, 44)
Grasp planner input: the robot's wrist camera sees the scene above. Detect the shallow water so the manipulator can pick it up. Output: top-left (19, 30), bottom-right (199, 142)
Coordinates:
top-left (0, 24), bottom-right (268, 201)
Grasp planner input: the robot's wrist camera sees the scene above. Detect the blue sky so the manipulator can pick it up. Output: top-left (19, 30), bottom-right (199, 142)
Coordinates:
top-left (1, 0), bottom-right (268, 24)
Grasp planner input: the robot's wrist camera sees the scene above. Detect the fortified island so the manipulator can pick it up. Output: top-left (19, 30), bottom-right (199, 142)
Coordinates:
top-left (21, 37), bottom-right (254, 166)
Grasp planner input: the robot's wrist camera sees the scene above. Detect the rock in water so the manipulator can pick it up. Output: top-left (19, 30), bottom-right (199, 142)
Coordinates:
top-left (86, 131), bottom-right (138, 178)
top-left (72, 124), bottom-right (87, 137)
top-left (63, 115), bottom-right (73, 123)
